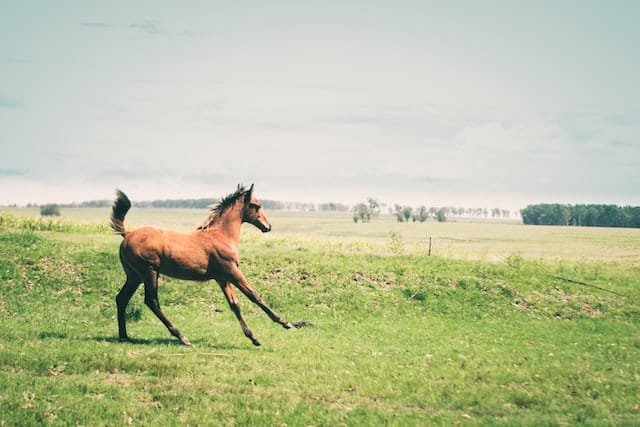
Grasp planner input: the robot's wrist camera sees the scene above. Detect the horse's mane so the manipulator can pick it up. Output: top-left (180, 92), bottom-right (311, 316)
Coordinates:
top-left (197, 185), bottom-right (249, 230)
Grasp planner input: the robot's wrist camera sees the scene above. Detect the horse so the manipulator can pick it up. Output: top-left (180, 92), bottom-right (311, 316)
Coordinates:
top-left (110, 184), bottom-right (299, 347)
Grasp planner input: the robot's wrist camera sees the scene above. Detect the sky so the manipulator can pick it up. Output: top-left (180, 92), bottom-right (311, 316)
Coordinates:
top-left (1, 1), bottom-right (639, 209)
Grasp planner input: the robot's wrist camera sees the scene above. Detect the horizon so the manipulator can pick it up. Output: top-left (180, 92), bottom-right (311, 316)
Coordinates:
top-left (2, 2), bottom-right (639, 210)
top-left (3, 192), bottom-right (639, 215)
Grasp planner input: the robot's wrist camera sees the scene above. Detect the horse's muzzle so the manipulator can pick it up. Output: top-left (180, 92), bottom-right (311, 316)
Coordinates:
top-left (257, 220), bottom-right (272, 233)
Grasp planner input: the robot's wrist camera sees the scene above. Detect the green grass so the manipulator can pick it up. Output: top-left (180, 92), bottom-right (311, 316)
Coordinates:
top-left (0, 211), bottom-right (639, 425)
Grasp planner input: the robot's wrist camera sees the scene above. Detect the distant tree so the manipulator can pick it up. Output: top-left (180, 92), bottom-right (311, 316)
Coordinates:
top-left (285, 202), bottom-right (316, 212)
top-left (352, 203), bottom-right (371, 223)
top-left (402, 206), bottom-right (413, 222)
top-left (435, 208), bottom-right (447, 222)
top-left (413, 206), bottom-right (429, 222)
top-left (367, 198), bottom-right (380, 217)
top-left (570, 205), bottom-right (587, 226)
top-left (77, 200), bottom-right (111, 208)
top-left (319, 202), bottom-right (349, 212)
top-left (521, 203), bottom-right (640, 228)
top-left (261, 200), bottom-right (285, 210)
top-left (40, 204), bottom-right (61, 217)
top-left (394, 205), bottom-right (404, 222)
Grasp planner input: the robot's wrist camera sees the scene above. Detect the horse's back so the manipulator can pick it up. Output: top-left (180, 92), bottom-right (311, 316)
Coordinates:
top-left (121, 226), bottom-right (163, 250)
top-left (120, 227), bottom-right (213, 280)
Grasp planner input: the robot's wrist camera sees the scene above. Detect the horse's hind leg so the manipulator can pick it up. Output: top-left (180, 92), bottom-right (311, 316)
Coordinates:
top-left (116, 271), bottom-right (141, 342)
top-left (142, 269), bottom-right (191, 346)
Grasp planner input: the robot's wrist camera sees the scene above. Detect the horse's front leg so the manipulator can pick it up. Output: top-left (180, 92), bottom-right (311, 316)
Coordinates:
top-left (229, 267), bottom-right (296, 330)
top-left (216, 280), bottom-right (261, 346)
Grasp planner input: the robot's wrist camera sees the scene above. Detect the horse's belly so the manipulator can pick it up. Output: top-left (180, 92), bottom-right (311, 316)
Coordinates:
top-left (159, 261), bottom-right (209, 281)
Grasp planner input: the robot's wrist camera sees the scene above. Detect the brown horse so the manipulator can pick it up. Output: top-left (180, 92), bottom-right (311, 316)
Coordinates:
top-left (111, 184), bottom-right (298, 347)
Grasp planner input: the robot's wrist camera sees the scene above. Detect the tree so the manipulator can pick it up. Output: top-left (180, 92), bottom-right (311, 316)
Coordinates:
top-left (40, 204), bottom-right (61, 216)
top-left (394, 205), bottom-right (404, 222)
top-left (413, 206), bottom-right (429, 222)
top-left (521, 203), bottom-right (640, 228)
top-left (402, 206), bottom-right (413, 222)
top-left (435, 207), bottom-right (447, 222)
top-left (319, 202), bottom-right (349, 212)
top-left (367, 198), bottom-right (380, 218)
top-left (352, 203), bottom-right (371, 223)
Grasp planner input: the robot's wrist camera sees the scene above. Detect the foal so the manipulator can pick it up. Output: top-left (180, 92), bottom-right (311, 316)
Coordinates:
top-left (111, 184), bottom-right (296, 346)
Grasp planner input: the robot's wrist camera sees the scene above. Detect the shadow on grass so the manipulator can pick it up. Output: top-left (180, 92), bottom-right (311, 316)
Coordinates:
top-left (92, 336), bottom-right (183, 346)
top-left (37, 331), bottom-right (177, 346)
top-left (38, 331), bottom-right (68, 340)
top-left (87, 335), bottom-right (249, 351)
top-left (291, 320), bottom-right (314, 328)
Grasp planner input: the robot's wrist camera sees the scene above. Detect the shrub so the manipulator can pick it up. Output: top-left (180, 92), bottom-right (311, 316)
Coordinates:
top-left (387, 232), bottom-right (404, 256)
top-left (40, 204), bottom-right (61, 217)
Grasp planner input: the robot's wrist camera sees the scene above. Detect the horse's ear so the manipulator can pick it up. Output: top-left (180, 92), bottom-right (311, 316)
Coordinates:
top-left (245, 184), bottom-right (254, 202)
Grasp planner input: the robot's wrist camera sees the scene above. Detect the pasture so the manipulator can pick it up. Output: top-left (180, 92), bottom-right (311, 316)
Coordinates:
top-left (1, 208), bottom-right (639, 425)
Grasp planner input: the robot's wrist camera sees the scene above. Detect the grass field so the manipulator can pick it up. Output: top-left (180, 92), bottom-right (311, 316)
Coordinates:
top-left (5, 207), bottom-right (640, 262)
top-left (1, 208), bottom-right (639, 425)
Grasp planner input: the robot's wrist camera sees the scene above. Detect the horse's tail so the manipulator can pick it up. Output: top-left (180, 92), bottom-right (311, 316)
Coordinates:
top-left (110, 189), bottom-right (131, 237)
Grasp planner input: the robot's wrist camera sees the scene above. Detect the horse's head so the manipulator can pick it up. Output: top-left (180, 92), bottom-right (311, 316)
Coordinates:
top-left (242, 184), bottom-right (272, 233)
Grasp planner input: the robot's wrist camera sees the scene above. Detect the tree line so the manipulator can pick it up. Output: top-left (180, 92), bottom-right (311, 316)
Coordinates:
top-left (351, 199), bottom-right (514, 223)
top-left (521, 204), bottom-right (640, 228)
top-left (30, 197), bottom-right (515, 223)
top-left (29, 197), bottom-right (640, 228)
top-left (43, 199), bottom-right (311, 211)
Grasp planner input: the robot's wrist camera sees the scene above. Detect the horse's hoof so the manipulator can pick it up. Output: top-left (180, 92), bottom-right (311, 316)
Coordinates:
top-left (283, 322), bottom-right (294, 329)
top-left (119, 336), bottom-right (131, 343)
top-left (179, 336), bottom-right (192, 346)
top-left (252, 338), bottom-right (262, 347)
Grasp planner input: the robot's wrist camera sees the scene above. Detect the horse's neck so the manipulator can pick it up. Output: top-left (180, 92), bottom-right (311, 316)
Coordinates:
top-left (211, 206), bottom-right (243, 243)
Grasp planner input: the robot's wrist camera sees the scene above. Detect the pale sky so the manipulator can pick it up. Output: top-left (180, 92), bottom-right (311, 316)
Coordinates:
top-left (1, 1), bottom-right (639, 209)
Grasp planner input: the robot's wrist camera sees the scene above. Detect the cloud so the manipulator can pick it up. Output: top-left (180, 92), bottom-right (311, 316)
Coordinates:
top-left (0, 168), bottom-right (27, 177)
top-left (604, 114), bottom-right (640, 127)
top-left (129, 20), bottom-right (166, 35)
top-left (0, 95), bottom-right (22, 108)
top-left (0, 58), bottom-right (29, 64)
top-left (556, 112), bottom-right (640, 148)
top-left (438, 113), bottom-right (640, 204)
top-left (80, 20), bottom-right (175, 36)
top-left (80, 22), bottom-right (113, 29)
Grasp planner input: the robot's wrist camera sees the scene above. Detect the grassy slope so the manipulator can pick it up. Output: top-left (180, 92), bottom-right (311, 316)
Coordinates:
top-left (0, 217), bottom-right (639, 425)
